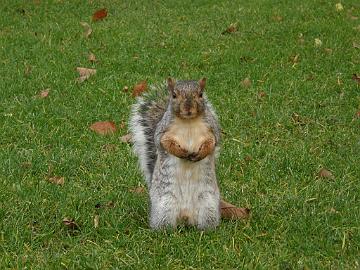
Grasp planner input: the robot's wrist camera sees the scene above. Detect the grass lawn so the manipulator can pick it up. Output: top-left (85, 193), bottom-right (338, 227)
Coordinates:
top-left (1, 0), bottom-right (359, 269)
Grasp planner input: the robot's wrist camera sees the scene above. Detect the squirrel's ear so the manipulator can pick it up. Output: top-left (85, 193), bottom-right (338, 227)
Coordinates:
top-left (167, 77), bottom-right (175, 93)
top-left (199, 77), bottom-right (206, 91)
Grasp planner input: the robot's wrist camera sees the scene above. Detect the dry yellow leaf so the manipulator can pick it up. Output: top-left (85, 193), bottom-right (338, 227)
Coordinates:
top-left (80, 22), bottom-right (92, 38)
top-left (47, 176), bottom-right (64, 185)
top-left (76, 67), bottom-right (96, 83)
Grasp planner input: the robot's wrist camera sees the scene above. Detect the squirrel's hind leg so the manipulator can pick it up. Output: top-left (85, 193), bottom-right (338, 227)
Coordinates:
top-left (149, 194), bottom-right (179, 230)
top-left (196, 191), bottom-right (220, 230)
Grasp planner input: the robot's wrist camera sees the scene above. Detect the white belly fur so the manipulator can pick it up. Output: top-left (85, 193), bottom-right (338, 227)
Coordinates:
top-left (171, 155), bottom-right (213, 225)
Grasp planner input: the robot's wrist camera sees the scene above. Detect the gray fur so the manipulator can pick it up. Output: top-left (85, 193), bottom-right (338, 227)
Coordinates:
top-left (129, 80), bottom-right (221, 230)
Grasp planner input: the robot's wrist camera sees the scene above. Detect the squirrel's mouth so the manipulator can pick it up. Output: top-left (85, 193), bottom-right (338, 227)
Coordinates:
top-left (180, 111), bottom-right (196, 119)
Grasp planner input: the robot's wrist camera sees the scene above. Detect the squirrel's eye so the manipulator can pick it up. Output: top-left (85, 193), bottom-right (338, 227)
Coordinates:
top-left (172, 93), bottom-right (177, 98)
top-left (199, 93), bottom-right (203, 98)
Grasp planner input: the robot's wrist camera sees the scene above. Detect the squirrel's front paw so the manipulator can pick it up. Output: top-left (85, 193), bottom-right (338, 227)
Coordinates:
top-left (186, 152), bottom-right (202, 162)
top-left (172, 142), bottom-right (192, 159)
top-left (187, 138), bottom-right (215, 162)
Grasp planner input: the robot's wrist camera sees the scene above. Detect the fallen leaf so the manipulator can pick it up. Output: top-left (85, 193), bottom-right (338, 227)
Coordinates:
top-left (353, 42), bottom-right (360, 49)
top-left (355, 111), bottom-right (360, 118)
top-left (335, 3), bottom-right (344, 11)
top-left (88, 52), bottom-right (97, 62)
top-left (90, 121), bottom-right (116, 135)
top-left (80, 22), bottom-right (92, 38)
top-left (35, 88), bottom-right (50, 98)
top-left (120, 133), bottom-right (132, 143)
top-left (349, 15), bottom-right (358, 20)
top-left (92, 8), bottom-right (107, 22)
top-left (314, 38), bottom-right (322, 47)
top-left (352, 74), bottom-right (360, 84)
top-left (241, 78), bottom-right (252, 88)
top-left (129, 186), bottom-right (146, 194)
top-left (94, 215), bottom-right (99, 228)
top-left (244, 155), bottom-right (253, 162)
top-left (220, 200), bottom-right (250, 219)
top-left (132, 80), bottom-right (147, 97)
top-left (122, 86), bottom-right (129, 92)
top-left (318, 168), bottom-right (335, 180)
top-left (222, 23), bottom-right (238, 35)
top-left (21, 162), bottom-right (32, 169)
top-left (62, 218), bottom-right (79, 230)
top-left (258, 91), bottom-right (266, 98)
top-left (47, 176), bottom-right (64, 185)
top-left (76, 67), bottom-right (96, 83)
top-left (272, 15), bottom-right (283, 22)
top-left (324, 48), bottom-right (333, 54)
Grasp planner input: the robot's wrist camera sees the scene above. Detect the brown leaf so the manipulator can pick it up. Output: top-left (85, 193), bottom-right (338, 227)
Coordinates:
top-left (241, 78), bottom-right (252, 88)
top-left (62, 218), bottom-right (79, 230)
top-left (132, 80), bottom-right (147, 97)
top-left (47, 176), bottom-right (64, 185)
top-left (318, 168), bottom-right (335, 180)
top-left (76, 67), bottom-right (96, 83)
top-left (35, 88), bottom-right (50, 99)
top-left (88, 52), bottom-right (97, 63)
top-left (244, 155), bottom-right (253, 162)
top-left (129, 186), bottom-right (146, 194)
top-left (220, 200), bottom-right (250, 219)
top-left (120, 133), bottom-right (132, 143)
top-left (90, 121), bottom-right (117, 135)
top-left (272, 15), bottom-right (283, 22)
top-left (324, 48), bottom-right (333, 54)
top-left (352, 74), bottom-right (360, 84)
top-left (94, 215), bottom-right (99, 228)
top-left (222, 23), bottom-right (238, 35)
top-left (92, 8), bottom-right (108, 22)
top-left (258, 91), bottom-right (266, 98)
top-left (80, 22), bottom-right (92, 38)
top-left (353, 42), bottom-right (360, 49)
top-left (355, 111), bottom-right (360, 118)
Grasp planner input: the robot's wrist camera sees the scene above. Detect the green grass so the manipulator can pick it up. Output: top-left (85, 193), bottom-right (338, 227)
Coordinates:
top-left (1, 0), bottom-right (359, 269)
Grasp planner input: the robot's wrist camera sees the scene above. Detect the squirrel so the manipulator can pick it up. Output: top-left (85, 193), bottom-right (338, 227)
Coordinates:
top-left (130, 78), bottom-right (221, 229)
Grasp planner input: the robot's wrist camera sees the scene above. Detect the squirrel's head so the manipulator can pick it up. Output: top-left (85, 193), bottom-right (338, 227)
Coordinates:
top-left (167, 78), bottom-right (206, 119)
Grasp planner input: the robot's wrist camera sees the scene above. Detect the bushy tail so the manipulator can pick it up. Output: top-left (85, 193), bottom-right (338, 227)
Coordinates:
top-left (129, 86), bottom-right (168, 186)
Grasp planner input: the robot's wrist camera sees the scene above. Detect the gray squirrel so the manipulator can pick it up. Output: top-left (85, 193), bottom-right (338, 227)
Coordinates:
top-left (129, 78), bottom-right (221, 229)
